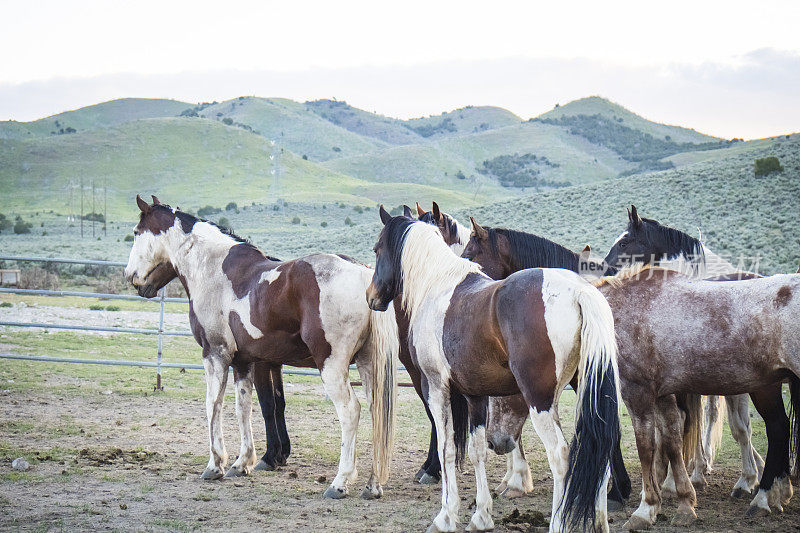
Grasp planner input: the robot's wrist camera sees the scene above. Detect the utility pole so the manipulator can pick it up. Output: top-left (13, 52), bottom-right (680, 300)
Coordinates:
top-left (92, 180), bottom-right (95, 238)
top-left (104, 179), bottom-right (107, 236)
top-left (80, 177), bottom-right (84, 238)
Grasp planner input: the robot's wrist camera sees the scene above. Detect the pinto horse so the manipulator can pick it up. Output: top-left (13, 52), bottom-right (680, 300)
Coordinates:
top-left (124, 196), bottom-right (399, 499)
top-left (367, 207), bottom-right (621, 532)
top-left (604, 205), bottom-right (784, 499)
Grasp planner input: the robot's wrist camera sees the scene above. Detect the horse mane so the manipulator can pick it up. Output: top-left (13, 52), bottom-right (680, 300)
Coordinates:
top-left (419, 211), bottom-right (470, 246)
top-left (639, 216), bottom-right (705, 265)
top-left (488, 227), bottom-right (580, 272)
top-left (397, 221), bottom-right (482, 323)
top-left (592, 263), bottom-right (663, 288)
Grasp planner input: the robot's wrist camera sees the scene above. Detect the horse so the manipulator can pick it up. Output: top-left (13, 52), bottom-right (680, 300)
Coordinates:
top-left (124, 195), bottom-right (399, 499)
top-left (465, 224), bottom-right (800, 526)
top-left (366, 207), bottom-right (621, 532)
top-left (603, 205), bottom-right (784, 499)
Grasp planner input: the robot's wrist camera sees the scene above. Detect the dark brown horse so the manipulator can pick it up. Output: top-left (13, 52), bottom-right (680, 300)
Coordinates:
top-left (367, 208), bottom-right (621, 532)
top-left (124, 196), bottom-right (399, 499)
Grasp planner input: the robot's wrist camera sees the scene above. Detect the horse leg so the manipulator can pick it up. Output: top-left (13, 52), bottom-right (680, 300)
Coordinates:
top-left (700, 395), bottom-right (719, 474)
top-left (318, 352), bottom-right (361, 499)
top-left (201, 355), bottom-right (230, 479)
top-left (227, 361), bottom-right (258, 477)
top-left (253, 362), bottom-right (283, 471)
top-left (527, 404), bottom-right (569, 532)
top-left (623, 393), bottom-right (663, 531)
top-left (746, 382), bottom-right (791, 517)
top-left (657, 396), bottom-right (698, 526)
top-left (419, 402), bottom-right (441, 484)
top-left (499, 434), bottom-right (533, 498)
top-left (465, 396), bottom-right (494, 531)
top-left (354, 345), bottom-right (384, 499)
top-left (426, 380), bottom-right (460, 533)
top-left (726, 393), bottom-right (763, 498)
top-left (271, 365), bottom-right (291, 466)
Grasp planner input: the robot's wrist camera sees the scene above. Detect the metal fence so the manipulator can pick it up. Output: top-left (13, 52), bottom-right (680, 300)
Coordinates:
top-left (0, 255), bottom-right (365, 389)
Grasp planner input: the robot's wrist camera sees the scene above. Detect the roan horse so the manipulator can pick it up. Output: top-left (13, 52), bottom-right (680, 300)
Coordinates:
top-left (603, 205), bottom-right (786, 499)
top-left (124, 196), bottom-right (399, 499)
top-left (464, 223), bottom-right (800, 528)
top-left (366, 207), bottom-right (621, 532)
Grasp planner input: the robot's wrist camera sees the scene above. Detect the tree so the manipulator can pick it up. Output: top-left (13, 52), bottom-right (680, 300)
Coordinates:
top-left (754, 156), bottom-right (783, 177)
top-left (218, 217), bottom-right (231, 229)
top-left (13, 216), bottom-right (32, 234)
top-left (0, 214), bottom-right (10, 232)
top-left (222, 118), bottom-right (233, 125)
top-left (225, 202), bottom-right (238, 211)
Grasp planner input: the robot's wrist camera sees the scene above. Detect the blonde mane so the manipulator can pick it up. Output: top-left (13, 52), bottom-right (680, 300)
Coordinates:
top-left (400, 222), bottom-right (482, 323)
top-left (592, 263), bottom-right (663, 288)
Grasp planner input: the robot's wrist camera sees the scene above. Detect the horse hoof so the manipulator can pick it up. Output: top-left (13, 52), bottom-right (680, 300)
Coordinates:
top-left (621, 515), bottom-right (652, 531)
top-left (418, 473), bottom-right (440, 485)
top-left (495, 481), bottom-right (507, 493)
top-left (671, 511), bottom-right (696, 527)
top-left (607, 499), bottom-right (625, 512)
top-left (745, 505), bottom-right (770, 518)
top-left (414, 467), bottom-right (426, 482)
top-left (224, 466), bottom-right (247, 478)
top-left (323, 485), bottom-right (347, 499)
top-left (730, 487), bottom-right (752, 499)
top-left (254, 460), bottom-right (276, 472)
top-left (691, 479), bottom-right (708, 492)
top-left (465, 515), bottom-right (494, 531)
top-left (200, 467), bottom-right (224, 480)
top-left (360, 484), bottom-right (382, 500)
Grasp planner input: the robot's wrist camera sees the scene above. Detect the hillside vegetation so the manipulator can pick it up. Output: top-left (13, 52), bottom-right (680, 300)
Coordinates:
top-left (304, 99), bottom-right (422, 145)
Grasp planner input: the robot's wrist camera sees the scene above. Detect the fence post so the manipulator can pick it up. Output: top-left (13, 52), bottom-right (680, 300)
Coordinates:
top-left (156, 288), bottom-right (165, 391)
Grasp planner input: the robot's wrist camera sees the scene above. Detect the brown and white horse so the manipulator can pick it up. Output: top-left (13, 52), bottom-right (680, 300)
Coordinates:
top-left (124, 196), bottom-right (399, 499)
top-left (367, 208), bottom-right (621, 532)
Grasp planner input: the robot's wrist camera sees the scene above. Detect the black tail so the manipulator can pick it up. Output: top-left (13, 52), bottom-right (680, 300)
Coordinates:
top-left (561, 360), bottom-right (621, 530)
top-left (451, 384), bottom-right (469, 470)
top-left (789, 373), bottom-right (800, 479)
top-left (611, 437), bottom-right (631, 499)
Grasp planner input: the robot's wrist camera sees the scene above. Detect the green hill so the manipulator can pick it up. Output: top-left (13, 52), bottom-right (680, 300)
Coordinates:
top-left (539, 96), bottom-right (720, 144)
top-left (456, 136), bottom-right (800, 275)
top-left (193, 97), bottom-right (387, 162)
top-left (0, 98), bottom-right (190, 140)
top-left (404, 105), bottom-right (522, 138)
top-left (304, 99), bottom-right (423, 145)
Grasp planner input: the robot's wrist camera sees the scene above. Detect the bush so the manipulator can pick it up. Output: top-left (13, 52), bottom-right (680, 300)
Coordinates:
top-left (0, 302), bottom-right (12, 308)
top-left (89, 305), bottom-right (104, 311)
top-left (82, 212), bottom-right (105, 223)
top-left (13, 216), bottom-right (32, 234)
top-left (197, 205), bottom-right (221, 218)
top-left (19, 267), bottom-right (60, 290)
top-left (0, 214), bottom-right (10, 232)
top-left (217, 217), bottom-right (231, 229)
top-left (344, 217), bottom-right (353, 226)
top-left (353, 206), bottom-right (364, 214)
top-left (124, 234), bottom-right (134, 242)
top-left (225, 202), bottom-right (238, 211)
top-left (320, 221), bottom-right (328, 227)
top-left (105, 305), bottom-right (121, 312)
top-left (754, 156), bottom-right (783, 177)
top-left (222, 118), bottom-right (233, 125)
top-left (291, 216), bottom-right (301, 224)
top-left (95, 276), bottom-right (128, 295)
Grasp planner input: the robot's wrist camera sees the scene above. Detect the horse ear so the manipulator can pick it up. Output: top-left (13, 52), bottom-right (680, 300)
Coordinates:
top-left (415, 202), bottom-right (426, 217)
top-left (797, 263), bottom-right (800, 274)
top-left (579, 245), bottom-right (591, 261)
top-left (379, 205), bottom-right (391, 225)
top-left (136, 194), bottom-right (151, 214)
top-left (432, 201), bottom-right (442, 222)
top-left (629, 204), bottom-right (642, 228)
top-left (151, 195), bottom-right (161, 206)
top-left (470, 217), bottom-right (488, 240)
top-left (403, 205), bottom-right (413, 218)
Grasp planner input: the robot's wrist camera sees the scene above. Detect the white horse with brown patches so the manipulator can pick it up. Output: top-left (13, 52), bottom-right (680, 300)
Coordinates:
top-left (124, 196), bottom-right (399, 500)
top-left (367, 207), bottom-right (621, 533)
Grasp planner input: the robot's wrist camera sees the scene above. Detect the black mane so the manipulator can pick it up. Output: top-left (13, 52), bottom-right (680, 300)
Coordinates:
top-left (419, 211), bottom-right (461, 243)
top-left (637, 217), bottom-right (703, 262)
top-left (488, 227), bottom-right (582, 272)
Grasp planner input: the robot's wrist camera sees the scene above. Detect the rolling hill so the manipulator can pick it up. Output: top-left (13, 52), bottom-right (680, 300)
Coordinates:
top-left (304, 99), bottom-right (423, 145)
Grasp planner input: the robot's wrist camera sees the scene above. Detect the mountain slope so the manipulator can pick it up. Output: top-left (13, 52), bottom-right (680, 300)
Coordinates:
top-left (304, 99), bottom-right (423, 145)
top-left (404, 105), bottom-right (522, 138)
top-left (0, 98), bottom-right (190, 140)
top-left (538, 96), bottom-right (720, 144)
top-left (196, 97), bottom-right (388, 161)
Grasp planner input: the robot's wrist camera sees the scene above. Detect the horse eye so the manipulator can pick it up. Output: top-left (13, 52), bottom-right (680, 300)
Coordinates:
top-left (619, 242), bottom-right (627, 249)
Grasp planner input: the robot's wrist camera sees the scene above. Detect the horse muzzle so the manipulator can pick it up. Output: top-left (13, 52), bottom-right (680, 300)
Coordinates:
top-left (486, 434), bottom-right (517, 455)
top-left (365, 282), bottom-right (390, 312)
top-left (136, 283), bottom-right (159, 299)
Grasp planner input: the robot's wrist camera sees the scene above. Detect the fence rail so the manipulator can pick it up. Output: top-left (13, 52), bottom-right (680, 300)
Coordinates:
top-left (0, 255), bottom-right (409, 388)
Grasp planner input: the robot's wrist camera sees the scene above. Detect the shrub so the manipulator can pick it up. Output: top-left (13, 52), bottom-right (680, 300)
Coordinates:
top-left (124, 234), bottom-right (134, 242)
top-left (105, 305), bottom-right (121, 312)
top-left (0, 214), bottom-right (10, 232)
top-left (13, 216), bottom-right (32, 234)
top-left (754, 156), bottom-right (783, 177)
top-left (332, 146), bottom-right (341, 152)
top-left (0, 302), bottom-right (12, 308)
top-left (82, 212), bottom-right (105, 222)
top-left (95, 276), bottom-right (128, 295)
top-left (302, 155), bottom-right (308, 160)
top-left (291, 216), bottom-right (301, 224)
top-left (19, 267), bottom-right (59, 290)
top-left (197, 205), bottom-right (221, 218)
top-left (89, 305), bottom-right (104, 311)
top-left (344, 217), bottom-right (353, 226)
top-left (222, 118), bottom-right (233, 125)
top-left (353, 206), bottom-right (364, 214)
top-left (320, 221), bottom-right (328, 227)
top-left (225, 202), bottom-right (238, 211)
top-left (217, 217), bottom-right (231, 229)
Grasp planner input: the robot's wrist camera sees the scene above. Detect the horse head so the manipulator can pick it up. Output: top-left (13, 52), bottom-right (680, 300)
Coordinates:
top-left (124, 195), bottom-right (180, 298)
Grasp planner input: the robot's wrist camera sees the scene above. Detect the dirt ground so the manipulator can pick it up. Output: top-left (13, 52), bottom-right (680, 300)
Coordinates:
top-left (0, 367), bottom-right (798, 533)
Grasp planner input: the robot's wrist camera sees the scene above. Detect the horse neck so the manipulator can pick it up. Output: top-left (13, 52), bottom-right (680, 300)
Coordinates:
top-left (450, 220), bottom-right (471, 256)
top-left (700, 245), bottom-right (739, 276)
top-left (163, 222), bottom-right (239, 294)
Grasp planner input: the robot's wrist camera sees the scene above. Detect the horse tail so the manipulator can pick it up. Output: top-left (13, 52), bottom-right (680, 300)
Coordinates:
top-left (451, 385), bottom-right (469, 470)
top-left (367, 304), bottom-right (400, 486)
top-left (705, 395), bottom-right (726, 466)
top-left (561, 286), bottom-right (621, 531)
top-left (789, 374), bottom-right (800, 480)
top-left (680, 393), bottom-right (704, 469)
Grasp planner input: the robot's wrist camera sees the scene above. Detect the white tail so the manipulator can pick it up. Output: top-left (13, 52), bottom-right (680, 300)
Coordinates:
top-left (367, 304), bottom-right (400, 485)
top-left (575, 286), bottom-right (620, 411)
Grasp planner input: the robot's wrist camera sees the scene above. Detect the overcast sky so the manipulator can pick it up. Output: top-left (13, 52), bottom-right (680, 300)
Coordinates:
top-left (2, 0), bottom-right (799, 139)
